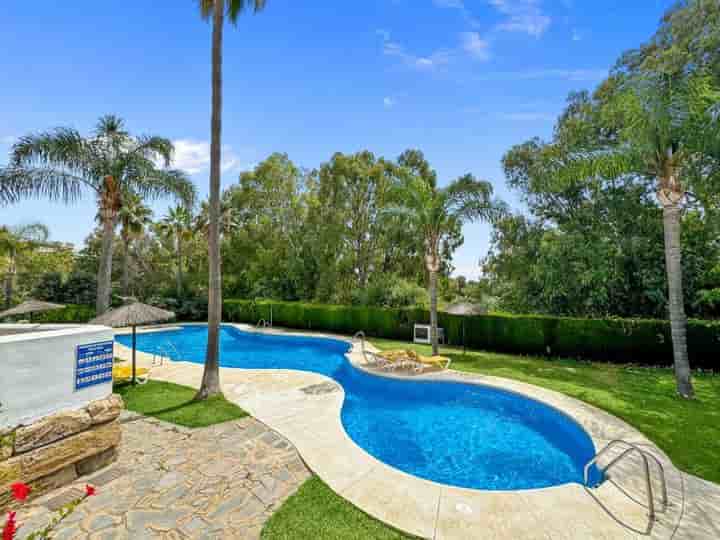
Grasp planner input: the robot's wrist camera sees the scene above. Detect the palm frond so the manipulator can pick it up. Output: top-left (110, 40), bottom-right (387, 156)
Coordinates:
top-left (131, 135), bottom-right (175, 167)
top-left (131, 168), bottom-right (197, 208)
top-left (0, 166), bottom-right (85, 204)
top-left (198, 0), bottom-right (267, 23)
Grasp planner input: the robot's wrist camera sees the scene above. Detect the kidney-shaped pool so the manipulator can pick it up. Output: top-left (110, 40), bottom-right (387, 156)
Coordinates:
top-left (116, 324), bottom-right (600, 490)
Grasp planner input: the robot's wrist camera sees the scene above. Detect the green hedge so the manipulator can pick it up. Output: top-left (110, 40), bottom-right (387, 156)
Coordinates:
top-left (30, 304), bottom-right (96, 323)
top-left (224, 299), bottom-right (720, 369)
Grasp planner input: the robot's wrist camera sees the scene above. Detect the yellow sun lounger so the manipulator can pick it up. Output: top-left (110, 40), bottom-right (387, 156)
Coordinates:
top-left (416, 354), bottom-right (452, 370)
top-left (376, 350), bottom-right (418, 371)
top-left (375, 350), bottom-right (452, 372)
top-left (112, 365), bottom-right (151, 384)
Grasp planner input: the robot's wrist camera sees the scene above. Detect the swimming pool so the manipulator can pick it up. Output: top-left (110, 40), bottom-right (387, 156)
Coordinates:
top-left (116, 325), bottom-right (601, 490)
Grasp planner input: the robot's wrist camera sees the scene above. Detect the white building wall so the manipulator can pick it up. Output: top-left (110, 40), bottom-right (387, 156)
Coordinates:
top-left (0, 325), bottom-right (115, 429)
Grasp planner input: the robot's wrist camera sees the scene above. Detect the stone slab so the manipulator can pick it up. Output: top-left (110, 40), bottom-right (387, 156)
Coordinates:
top-left (19, 421), bottom-right (121, 485)
top-left (14, 409), bottom-right (93, 454)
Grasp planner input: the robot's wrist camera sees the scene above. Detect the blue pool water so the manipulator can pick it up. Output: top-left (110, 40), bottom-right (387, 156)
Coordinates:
top-left (116, 325), bottom-right (600, 490)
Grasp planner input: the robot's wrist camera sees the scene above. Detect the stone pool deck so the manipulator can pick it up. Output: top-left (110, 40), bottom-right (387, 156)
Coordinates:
top-left (13, 412), bottom-right (310, 539)
top-left (114, 324), bottom-right (720, 540)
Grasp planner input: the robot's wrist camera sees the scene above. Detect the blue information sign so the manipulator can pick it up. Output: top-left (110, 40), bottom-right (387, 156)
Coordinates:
top-left (75, 341), bottom-right (114, 391)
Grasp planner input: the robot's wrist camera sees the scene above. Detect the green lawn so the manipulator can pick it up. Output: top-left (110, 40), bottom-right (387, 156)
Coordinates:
top-left (371, 338), bottom-right (720, 484)
top-left (261, 476), bottom-right (415, 540)
top-left (114, 380), bottom-right (248, 428)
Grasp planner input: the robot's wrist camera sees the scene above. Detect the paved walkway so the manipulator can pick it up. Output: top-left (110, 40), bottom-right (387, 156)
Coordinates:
top-left (14, 413), bottom-right (310, 539)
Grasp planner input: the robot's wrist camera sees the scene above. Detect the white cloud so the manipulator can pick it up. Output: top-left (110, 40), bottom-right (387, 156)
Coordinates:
top-left (170, 139), bottom-right (242, 175)
top-left (461, 32), bottom-right (490, 61)
top-left (489, 0), bottom-right (551, 38)
top-left (379, 30), bottom-right (452, 71)
top-left (383, 97), bottom-right (397, 108)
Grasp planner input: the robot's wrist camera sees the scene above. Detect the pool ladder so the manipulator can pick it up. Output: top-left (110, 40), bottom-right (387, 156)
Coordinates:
top-left (584, 440), bottom-right (668, 521)
top-left (154, 340), bottom-right (181, 365)
top-left (256, 319), bottom-right (271, 329)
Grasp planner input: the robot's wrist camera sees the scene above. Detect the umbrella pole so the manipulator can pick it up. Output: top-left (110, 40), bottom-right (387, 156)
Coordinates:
top-left (132, 325), bottom-right (137, 385)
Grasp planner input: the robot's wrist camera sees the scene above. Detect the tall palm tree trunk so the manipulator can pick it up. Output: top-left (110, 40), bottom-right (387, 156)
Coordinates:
top-left (4, 249), bottom-right (15, 309)
top-left (96, 214), bottom-right (116, 315)
top-left (429, 267), bottom-right (439, 356)
top-left (176, 234), bottom-right (183, 298)
top-left (197, 0), bottom-right (224, 400)
top-left (121, 235), bottom-right (131, 298)
top-left (662, 201), bottom-right (694, 398)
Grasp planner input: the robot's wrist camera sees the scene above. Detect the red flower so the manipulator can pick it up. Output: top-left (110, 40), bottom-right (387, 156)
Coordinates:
top-left (84, 485), bottom-right (96, 497)
top-left (2, 511), bottom-right (17, 540)
top-left (10, 483), bottom-right (30, 502)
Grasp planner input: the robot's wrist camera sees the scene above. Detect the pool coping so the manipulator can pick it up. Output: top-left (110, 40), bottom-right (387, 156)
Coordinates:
top-left (113, 323), bottom-right (694, 539)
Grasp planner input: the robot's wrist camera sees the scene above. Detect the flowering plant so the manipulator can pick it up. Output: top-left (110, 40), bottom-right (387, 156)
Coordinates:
top-left (2, 482), bottom-right (96, 540)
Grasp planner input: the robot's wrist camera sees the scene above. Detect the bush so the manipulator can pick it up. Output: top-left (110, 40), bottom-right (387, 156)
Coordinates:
top-left (223, 299), bottom-right (720, 369)
top-left (32, 304), bottom-right (96, 323)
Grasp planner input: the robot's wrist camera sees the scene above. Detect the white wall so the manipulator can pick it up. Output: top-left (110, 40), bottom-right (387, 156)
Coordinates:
top-left (0, 325), bottom-right (115, 429)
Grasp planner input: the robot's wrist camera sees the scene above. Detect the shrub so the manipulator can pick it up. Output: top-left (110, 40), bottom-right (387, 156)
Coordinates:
top-left (32, 304), bottom-right (96, 323)
top-left (223, 299), bottom-right (720, 369)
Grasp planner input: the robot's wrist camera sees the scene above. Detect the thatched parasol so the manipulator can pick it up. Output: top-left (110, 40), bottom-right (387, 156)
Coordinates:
top-left (90, 302), bottom-right (175, 384)
top-left (0, 299), bottom-right (66, 320)
top-left (444, 302), bottom-right (486, 353)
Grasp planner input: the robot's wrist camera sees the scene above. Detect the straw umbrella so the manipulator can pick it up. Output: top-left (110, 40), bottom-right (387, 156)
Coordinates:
top-left (90, 302), bottom-right (175, 384)
top-left (444, 302), bottom-right (486, 353)
top-left (0, 299), bottom-right (66, 321)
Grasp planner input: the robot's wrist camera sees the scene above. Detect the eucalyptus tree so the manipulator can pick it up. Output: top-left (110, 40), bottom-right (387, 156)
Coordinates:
top-left (0, 116), bottom-right (196, 314)
top-left (117, 193), bottom-right (153, 297)
top-left (532, 73), bottom-right (720, 398)
top-left (159, 204), bottom-right (195, 297)
top-left (385, 150), bottom-right (505, 355)
top-left (0, 223), bottom-right (50, 309)
top-left (196, 0), bottom-right (267, 400)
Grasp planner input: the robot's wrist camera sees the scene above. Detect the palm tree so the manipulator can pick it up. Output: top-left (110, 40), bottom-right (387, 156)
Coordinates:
top-left (547, 73), bottom-right (720, 398)
top-left (117, 193), bottom-right (153, 297)
top-left (0, 223), bottom-right (50, 309)
top-left (196, 0), bottom-right (267, 400)
top-left (0, 116), bottom-right (196, 315)
top-left (386, 150), bottom-right (505, 356)
top-left (195, 193), bottom-right (240, 238)
top-left (159, 205), bottom-right (194, 297)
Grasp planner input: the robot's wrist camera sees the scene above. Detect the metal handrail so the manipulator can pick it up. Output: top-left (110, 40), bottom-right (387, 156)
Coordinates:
top-left (353, 331), bottom-right (366, 355)
top-left (584, 440), bottom-right (667, 521)
top-left (256, 319), bottom-right (269, 329)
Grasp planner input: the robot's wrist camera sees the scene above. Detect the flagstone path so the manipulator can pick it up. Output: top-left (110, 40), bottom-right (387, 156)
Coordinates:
top-left (13, 412), bottom-right (311, 540)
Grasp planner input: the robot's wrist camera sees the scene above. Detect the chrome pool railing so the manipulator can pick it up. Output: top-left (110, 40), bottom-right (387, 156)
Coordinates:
top-left (584, 439), bottom-right (668, 521)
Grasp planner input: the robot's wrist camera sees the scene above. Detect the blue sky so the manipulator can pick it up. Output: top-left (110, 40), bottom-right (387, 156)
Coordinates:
top-left (1, 0), bottom-right (672, 279)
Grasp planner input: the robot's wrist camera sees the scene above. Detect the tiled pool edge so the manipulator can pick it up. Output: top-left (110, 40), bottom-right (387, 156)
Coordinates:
top-left (113, 324), bottom-right (713, 540)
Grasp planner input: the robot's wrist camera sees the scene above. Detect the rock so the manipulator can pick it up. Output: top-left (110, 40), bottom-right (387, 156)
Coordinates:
top-left (14, 410), bottom-right (93, 454)
top-left (0, 455), bottom-right (22, 492)
top-left (31, 463), bottom-right (78, 494)
top-left (0, 429), bottom-right (15, 461)
top-left (87, 394), bottom-right (124, 425)
top-left (76, 447), bottom-right (117, 476)
top-left (20, 421), bottom-right (121, 483)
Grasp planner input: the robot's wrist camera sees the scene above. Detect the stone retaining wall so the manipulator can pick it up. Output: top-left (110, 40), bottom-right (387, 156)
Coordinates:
top-left (0, 394), bottom-right (123, 509)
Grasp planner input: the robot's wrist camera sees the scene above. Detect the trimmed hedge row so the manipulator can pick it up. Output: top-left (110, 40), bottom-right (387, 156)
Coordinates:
top-left (30, 304), bottom-right (96, 323)
top-left (224, 299), bottom-right (720, 369)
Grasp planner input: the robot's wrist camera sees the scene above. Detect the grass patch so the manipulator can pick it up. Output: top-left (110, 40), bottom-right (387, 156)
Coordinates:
top-left (261, 476), bottom-right (415, 539)
top-left (114, 380), bottom-right (248, 428)
top-left (370, 337), bottom-right (720, 484)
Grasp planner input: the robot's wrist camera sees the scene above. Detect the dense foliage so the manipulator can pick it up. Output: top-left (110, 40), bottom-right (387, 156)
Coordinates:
top-left (484, 0), bottom-right (720, 322)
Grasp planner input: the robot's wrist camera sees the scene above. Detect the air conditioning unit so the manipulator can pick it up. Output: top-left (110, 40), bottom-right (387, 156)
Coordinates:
top-left (413, 324), bottom-right (445, 345)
